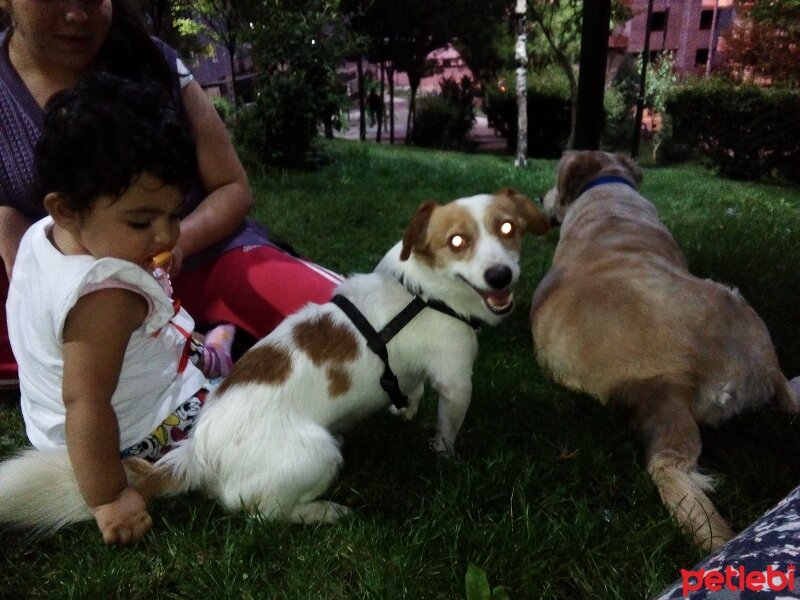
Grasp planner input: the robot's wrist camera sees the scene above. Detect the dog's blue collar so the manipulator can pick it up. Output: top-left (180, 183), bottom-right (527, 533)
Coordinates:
top-left (578, 175), bottom-right (637, 198)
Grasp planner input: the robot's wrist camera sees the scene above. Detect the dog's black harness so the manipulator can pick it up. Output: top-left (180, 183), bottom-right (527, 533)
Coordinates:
top-left (330, 293), bottom-right (481, 409)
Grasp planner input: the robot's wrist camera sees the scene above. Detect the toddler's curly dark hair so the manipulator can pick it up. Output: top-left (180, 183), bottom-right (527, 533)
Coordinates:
top-left (34, 71), bottom-right (198, 212)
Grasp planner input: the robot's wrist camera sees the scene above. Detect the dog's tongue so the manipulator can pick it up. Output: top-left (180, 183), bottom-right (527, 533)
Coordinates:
top-left (482, 289), bottom-right (512, 310)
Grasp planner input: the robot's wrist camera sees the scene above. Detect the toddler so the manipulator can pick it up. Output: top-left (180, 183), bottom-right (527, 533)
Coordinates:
top-left (6, 72), bottom-right (233, 545)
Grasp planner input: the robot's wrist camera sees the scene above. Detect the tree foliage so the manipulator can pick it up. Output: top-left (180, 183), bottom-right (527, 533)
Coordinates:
top-left (174, 0), bottom-right (257, 106)
top-left (524, 0), bottom-right (631, 148)
top-left (721, 0), bottom-right (800, 88)
top-left (447, 0), bottom-right (512, 84)
top-left (343, 0), bottom-right (456, 141)
top-left (234, 0), bottom-right (354, 165)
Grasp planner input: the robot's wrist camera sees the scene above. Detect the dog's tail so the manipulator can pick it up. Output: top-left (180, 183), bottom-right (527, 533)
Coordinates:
top-left (0, 448), bottom-right (185, 534)
top-left (0, 448), bottom-right (91, 533)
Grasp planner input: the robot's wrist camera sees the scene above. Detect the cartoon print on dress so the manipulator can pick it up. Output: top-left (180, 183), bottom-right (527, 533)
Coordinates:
top-left (120, 436), bottom-right (158, 459)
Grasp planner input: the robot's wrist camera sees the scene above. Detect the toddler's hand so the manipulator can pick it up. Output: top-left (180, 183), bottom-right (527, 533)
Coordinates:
top-left (91, 487), bottom-right (153, 545)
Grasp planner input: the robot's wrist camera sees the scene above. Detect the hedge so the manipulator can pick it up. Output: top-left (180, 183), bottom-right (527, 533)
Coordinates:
top-left (665, 80), bottom-right (800, 182)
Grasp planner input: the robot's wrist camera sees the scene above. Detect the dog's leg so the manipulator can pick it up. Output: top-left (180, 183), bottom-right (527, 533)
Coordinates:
top-left (621, 379), bottom-right (735, 552)
top-left (389, 383), bottom-right (425, 420)
top-left (430, 380), bottom-right (472, 454)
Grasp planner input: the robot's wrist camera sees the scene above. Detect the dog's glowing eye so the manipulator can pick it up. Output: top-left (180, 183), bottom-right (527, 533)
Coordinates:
top-left (500, 220), bottom-right (514, 237)
top-left (449, 234), bottom-right (466, 251)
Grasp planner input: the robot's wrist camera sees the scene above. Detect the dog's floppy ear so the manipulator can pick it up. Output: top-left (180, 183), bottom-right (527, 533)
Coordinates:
top-left (400, 201), bottom-right (437, 261)
top-left (557, 151), bottom-right (606, 204)
top-left (496, 187), bottom-right (550, 235)
top-left (614, 153), bottom-right (643, 186)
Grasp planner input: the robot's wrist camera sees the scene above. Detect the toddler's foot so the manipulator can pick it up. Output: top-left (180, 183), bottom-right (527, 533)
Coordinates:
top-left (202, 324), bottom-right (235, 378)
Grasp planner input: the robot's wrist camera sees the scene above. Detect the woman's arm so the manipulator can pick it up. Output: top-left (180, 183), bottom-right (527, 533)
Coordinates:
top-left (0, 206), bottom-right (32, 278)
top-left (173, 80), bottom-right (253, 271)
top-left (62, 286), bottom-right (150, 545)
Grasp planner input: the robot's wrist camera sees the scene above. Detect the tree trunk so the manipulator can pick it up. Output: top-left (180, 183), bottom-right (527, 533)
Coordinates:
top-left (387, 65), bottom-right (396, 144)
top-left (227, 43), bottom-right (239, 109)
top-left (632, 0), bottom-right (655, 158)
top-left (514, 4), bottom-right (528, 168)
top-left (377, 62), bottom-right (386, 144)
top-left (533, 11), bottom-right (579, 150)
top-left (573, 0), bottom-right (611, 150)
top-left (406, 76), bottom-right (420, 145)
top-left (356, 57), bottom-right (366, 141)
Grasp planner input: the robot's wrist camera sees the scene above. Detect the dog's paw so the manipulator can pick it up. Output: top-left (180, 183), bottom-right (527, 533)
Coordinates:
top-left (289, 501), bottom-right (352, 524)
top-left (389, 404), bottom-right (418, 420)
top-left (429, 436), bottom-right (455, 456)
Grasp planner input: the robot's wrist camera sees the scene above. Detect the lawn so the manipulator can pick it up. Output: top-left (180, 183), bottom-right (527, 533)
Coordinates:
top-left (2, 140), bottom-right (799, 599)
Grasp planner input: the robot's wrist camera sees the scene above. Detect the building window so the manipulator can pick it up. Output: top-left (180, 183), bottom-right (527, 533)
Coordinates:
top-left (695, 48), bottom-right (709, 65)
top-left (700, 10), bottom-right (714, 30)
top-left (650, 11), bottom-right (666, 32)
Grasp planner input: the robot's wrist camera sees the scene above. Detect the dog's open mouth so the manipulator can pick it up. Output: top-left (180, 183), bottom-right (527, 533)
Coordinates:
top-left (480, 288), bottom-right (514, 314)
top-left (468, 284), bottom-right (514, 314)
top-left (458, 275), bottom-right (515, 314)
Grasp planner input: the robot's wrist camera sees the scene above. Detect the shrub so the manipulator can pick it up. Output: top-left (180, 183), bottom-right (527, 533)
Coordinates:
top-left (411, 76), bottom-right (476, 151)
top-left (232, 72), bottom-right (320, 169)
top-left (665, 80), bottom-right (800, 181)
top-left (602, 87), bottom-right (633, 151)
top-left (483, 71), bottom-right (571, 158)
top-left (211, 95), bottom-right (234, 125)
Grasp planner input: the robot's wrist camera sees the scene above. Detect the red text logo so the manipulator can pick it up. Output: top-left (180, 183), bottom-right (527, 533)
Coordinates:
top-left (681, 565), bottom-right (795, 596)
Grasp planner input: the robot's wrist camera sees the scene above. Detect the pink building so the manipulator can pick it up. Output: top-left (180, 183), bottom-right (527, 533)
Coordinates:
top-left (610, 0), bottom-right (735, 77)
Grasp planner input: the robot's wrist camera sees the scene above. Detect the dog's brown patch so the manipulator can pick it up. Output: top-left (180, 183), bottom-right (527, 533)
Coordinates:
top-left (425, 203), bottom-right (479, 267)
top-left (293, 314), bottom-right (359, 365)
top-left (327, 366), bottom-right (352, 397)
top-left (493, 188), bottom-right (550, 236)
top-left (216, 343), bottom-right (293, 395)
top-left (293, 313), bottom-right (359, 397)
top-left (401, 201), bottom-right (437, 261)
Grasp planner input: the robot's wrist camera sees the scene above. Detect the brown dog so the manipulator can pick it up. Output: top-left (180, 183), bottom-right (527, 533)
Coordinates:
top-left (530, 151), bottom-right (799, 551)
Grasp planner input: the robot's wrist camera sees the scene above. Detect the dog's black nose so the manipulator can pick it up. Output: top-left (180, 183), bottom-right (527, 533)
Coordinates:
top-left (484, 265), bottom-right (513, 289)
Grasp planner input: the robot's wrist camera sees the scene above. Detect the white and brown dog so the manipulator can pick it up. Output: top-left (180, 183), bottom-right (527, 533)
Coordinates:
top-left (531, 151), bottom-right (799, 551)
top-left (0, 189), bottom-right (549, 530)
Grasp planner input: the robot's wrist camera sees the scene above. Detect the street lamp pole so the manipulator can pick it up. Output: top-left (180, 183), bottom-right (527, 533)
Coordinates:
top-left (705, 0), bottom-right (720, 77)
top-left (631, 0), bottom-right (655, 158)
top-left (514, 0), bottom-right (528, 168)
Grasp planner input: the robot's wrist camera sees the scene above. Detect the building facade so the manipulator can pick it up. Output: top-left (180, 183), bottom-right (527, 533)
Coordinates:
top-left (610, 0), bottom-right (735, 76)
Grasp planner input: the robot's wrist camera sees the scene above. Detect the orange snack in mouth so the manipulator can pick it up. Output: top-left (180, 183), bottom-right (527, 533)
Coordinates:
top-left (150, 251), bottom-right (172, 270)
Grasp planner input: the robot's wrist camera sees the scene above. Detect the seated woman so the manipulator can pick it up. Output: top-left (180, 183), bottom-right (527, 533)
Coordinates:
top-left (0, 0), bottom-right (340, 382)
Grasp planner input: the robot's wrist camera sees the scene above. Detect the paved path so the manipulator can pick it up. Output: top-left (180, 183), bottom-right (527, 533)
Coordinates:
top-left (334, 97), bottom-right (507, 153)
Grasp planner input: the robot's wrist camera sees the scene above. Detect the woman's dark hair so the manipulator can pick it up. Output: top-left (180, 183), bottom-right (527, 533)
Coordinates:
top-left (34, 72), bottom-right (197, 213)
top-left (93, 0), bottom-right (177, 92)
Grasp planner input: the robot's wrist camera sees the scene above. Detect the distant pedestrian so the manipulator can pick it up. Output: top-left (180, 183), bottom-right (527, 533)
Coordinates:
top-left (367, 89), bottom-right (381, 128)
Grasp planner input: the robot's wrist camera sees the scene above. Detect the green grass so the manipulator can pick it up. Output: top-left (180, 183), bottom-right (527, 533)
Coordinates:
top-left (2, 140), bottom-right (800, 599)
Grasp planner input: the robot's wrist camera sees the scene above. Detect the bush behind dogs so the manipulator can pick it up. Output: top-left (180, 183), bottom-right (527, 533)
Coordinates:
top-left (665, 80), bottom-right (800, 182)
